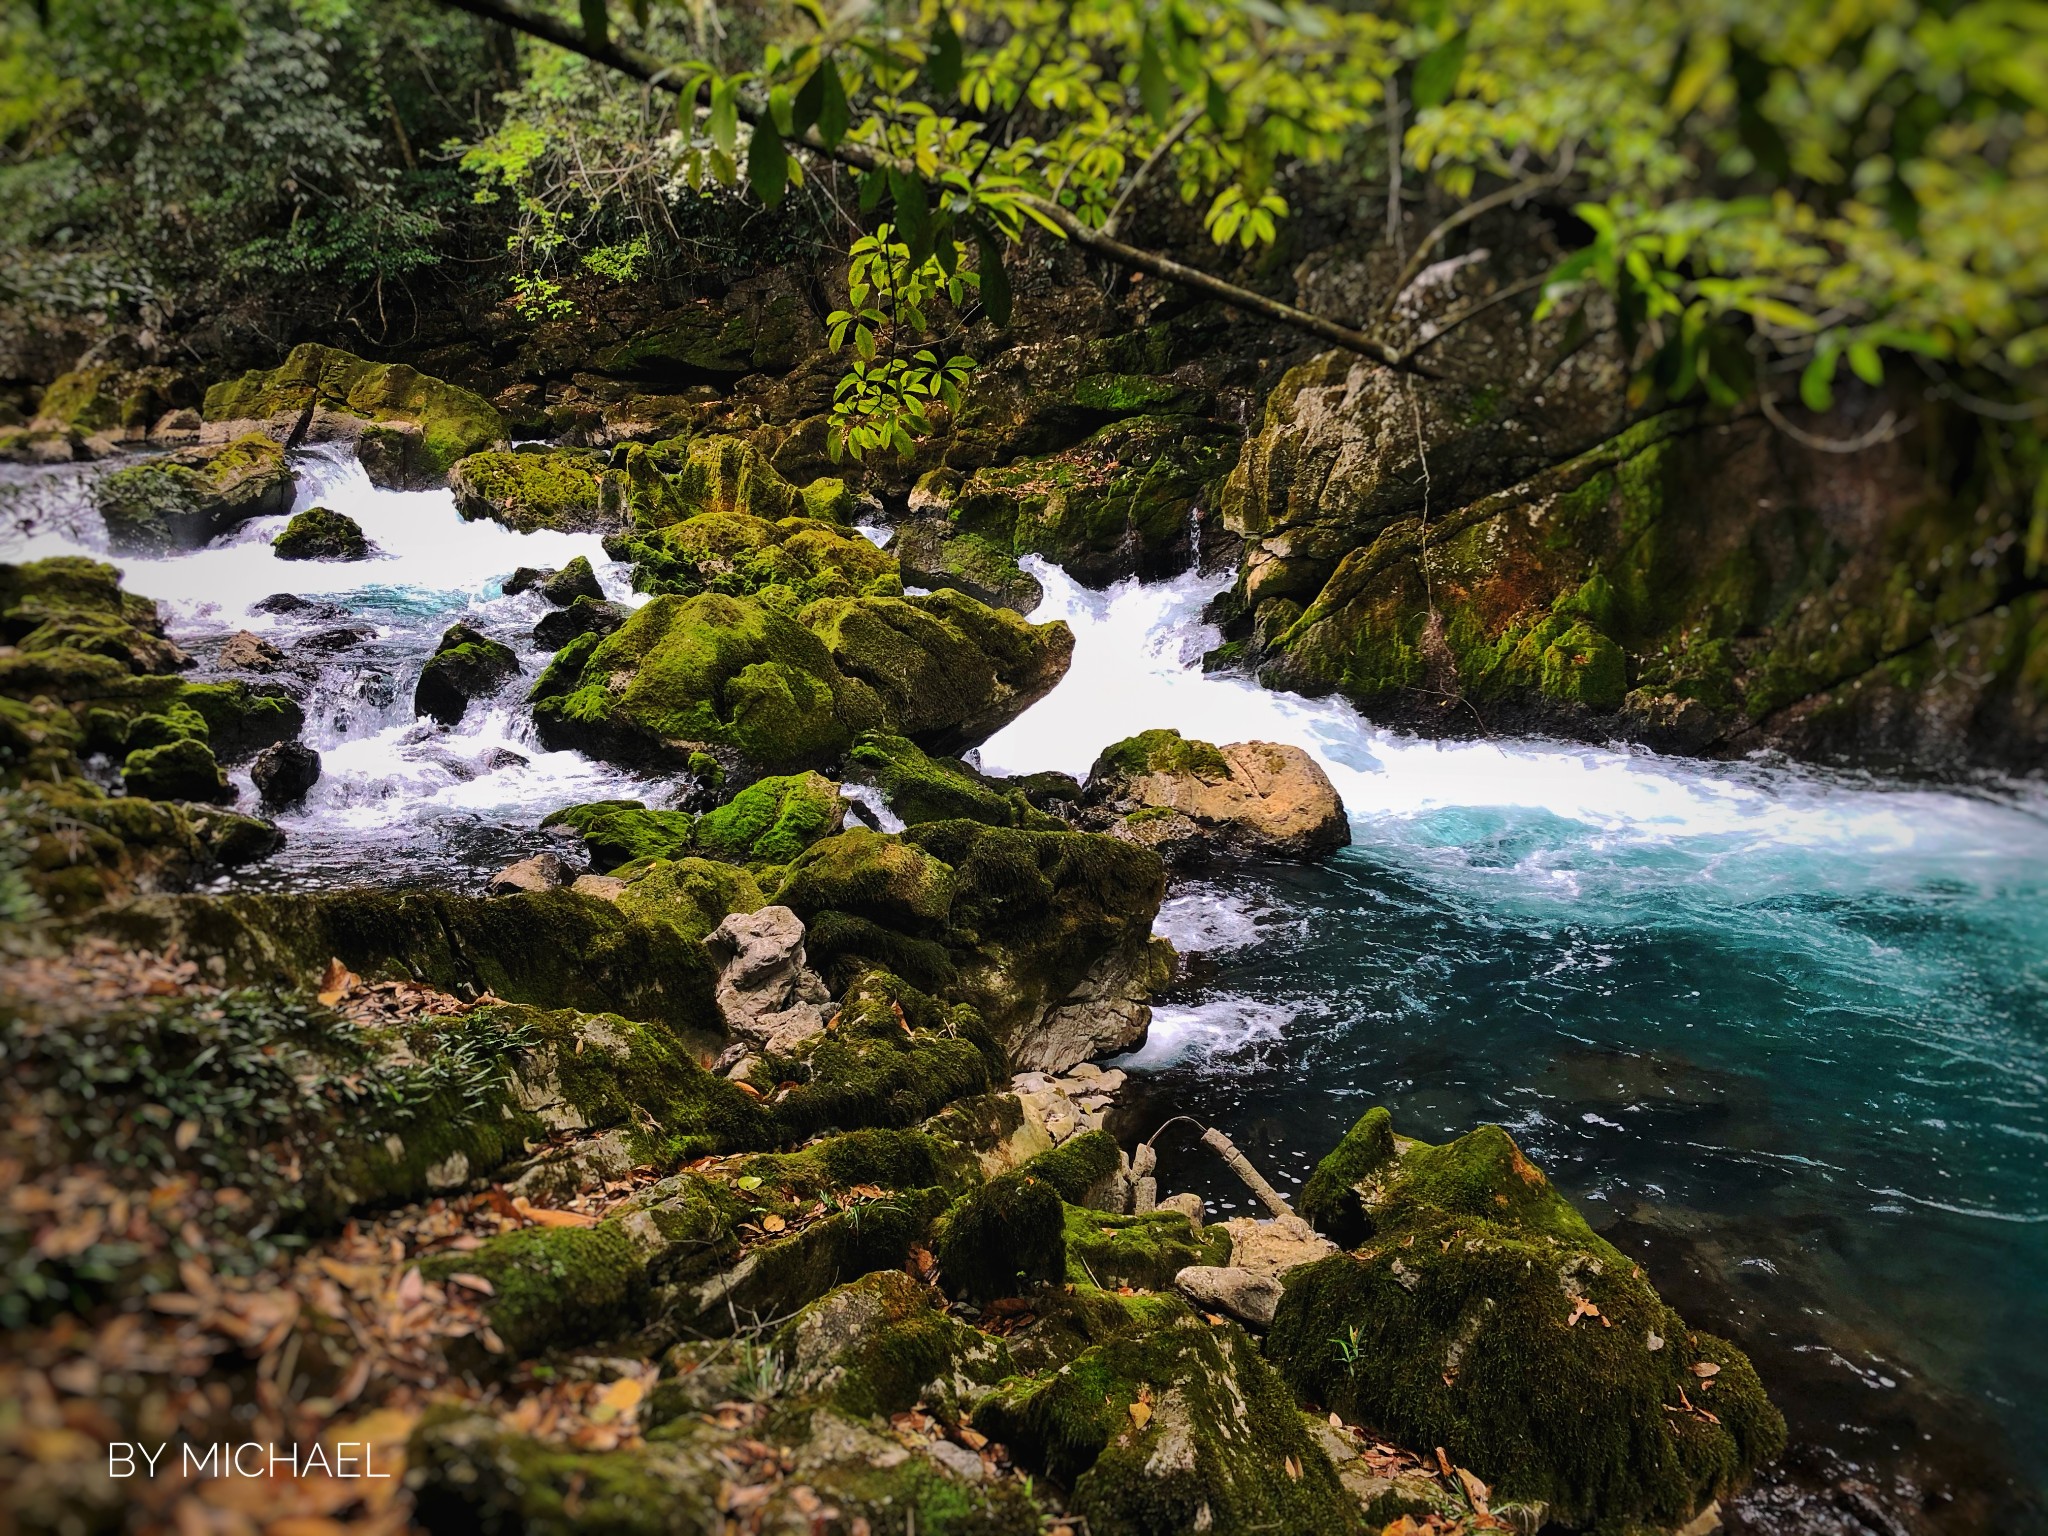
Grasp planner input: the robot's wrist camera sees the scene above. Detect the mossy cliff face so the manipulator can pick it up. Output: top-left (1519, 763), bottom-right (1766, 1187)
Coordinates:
top-left (1238, 386), bottom-right (2048, 768)
top-left (529, 586), bottom-right (1071, 775)
top-left (203, 342), bottom-right (505, 489)
top-left (95, 435), bottom-right (295, 552)
top-left (1268, 1110), bottom-right (1786, 1531)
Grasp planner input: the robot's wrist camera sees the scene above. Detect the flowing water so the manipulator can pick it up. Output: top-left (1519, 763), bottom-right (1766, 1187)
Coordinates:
top-left (6, 449), bottom-right (2045, 1531)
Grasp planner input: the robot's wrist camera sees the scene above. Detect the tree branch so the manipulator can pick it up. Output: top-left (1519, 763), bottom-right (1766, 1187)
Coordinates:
top-left (432, 0), bottom-right (1426, 370)
top-left (1381, 154), bottom-right (1572, 320)
top-left (1102, 101), bottom-right (1205, 239)
top-left (1757, 391), bottom-right (1912, 454)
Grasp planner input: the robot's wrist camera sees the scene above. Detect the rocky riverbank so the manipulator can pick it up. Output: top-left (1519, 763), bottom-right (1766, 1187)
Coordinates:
top-left (1, 358), bottom-right (1791, 1532)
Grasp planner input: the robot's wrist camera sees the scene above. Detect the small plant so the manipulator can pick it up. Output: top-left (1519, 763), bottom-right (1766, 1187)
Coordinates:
top-left (1332, 1323), bottom-right (1366, 1378)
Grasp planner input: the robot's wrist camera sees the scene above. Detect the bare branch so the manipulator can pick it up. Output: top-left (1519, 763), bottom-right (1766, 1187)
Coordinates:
top-left (1102, 102), bottom-right (1205, 238)
top-left (1758, 391), bottom-right (1914, 454)
top-left (1381, 152), bottom-right (1573, 320)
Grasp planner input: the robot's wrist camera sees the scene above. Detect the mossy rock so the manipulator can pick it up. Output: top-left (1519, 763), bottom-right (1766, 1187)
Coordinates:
top-left (0, 557), bottom-right (164, 643)
top-left (611, 509), bottom-right (893, 604)
top-left (123, 701), bottom-right (210, 752)
top-left (533, 595), bottom-right (628, 650)
top-left (204, 343), bottom-right (505, 488)
top-left (771, 827), bottom-right (957, 937)
top-left (272, 506), bottom-right (369, 561)
top-left (976, 1299), bottom-right (1355, 1536)
top-left (1088, 727), bottom-right (1232, 784)
top-left (890, 522), bottom-right (1045, 614)
top-left (18, 616), bottom-right (186, 676)
top-left (1064, 1207), bottom-right (1229, 1293)
top-left (96, 435), bottom-right (295, 552)
top-left (612, 855), bottom-right (765, 941)
top-left (176, 680), bottom-right (303, 762)
top-left (1267, 1113), bottom-right (1787, 1531)
top-left (933, 1168), bottom-right (1066, 1302)
top-left (542, 555), bottom-right (605, 606)
top-left (542, 800), bottom-right (698, 872)
top-left (450, 447), bottom-right (609, 532)
top-left (1020, 1129), bottom-right (1123, 1205)
top-left (415, 622), bottom-right (519, 727)
top-left (633, 434), bottom-right (849, 530)
top-left (121, 737), bottom-right (232, 803)
top-left (692, 770), bottom-right (844, 864)
top-left (845, 732), bottom-right (1062, 829)
top-left (778, 1268), bottom-right (1014, 1421)
top-left (730, 1126), bottom-right (980, 1203)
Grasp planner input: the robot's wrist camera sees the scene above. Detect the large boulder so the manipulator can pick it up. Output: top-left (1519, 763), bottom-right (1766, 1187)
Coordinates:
top-left (95, 435), bottom-right (295, 551)
top-left (271, 505), bottom-right (368, 561)
top-left (609, 508), bottom-right (894, 602)
top-left (0, 556), bottom-right (185, 675)
top-left (890, 518), bottom-right (1045, 613)
top-left (449, 446), bottom-right (610, 531)
top-left (415, 622), bottom-right (519, 727)
top-left (1079, 728), bottom-right (1349, 867)
top-left (844, 731), bottom-right (1065, 829)
top-left (1268, 1109), bottom-right (1786, 1532)
top-left (529, 588), bottom-right (1071, 776)
top-left (203, 343), bottom-right (505, 488)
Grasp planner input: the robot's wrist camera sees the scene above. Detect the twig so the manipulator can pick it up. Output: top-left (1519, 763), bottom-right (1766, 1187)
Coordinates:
top-left (1757, 391), bottom-right (1913, 454)
top-left (1103, 102), bottom-right (1206, 238)
top-left (1381, 153), bottom-right (1572, 320)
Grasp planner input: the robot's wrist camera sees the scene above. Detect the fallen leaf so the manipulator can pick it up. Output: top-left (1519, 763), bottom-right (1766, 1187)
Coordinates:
top-left (1129, 1401), bottom-right (1152, 1430)
top-left (174, 1118), bottom-right (201, 1151)
top-left (761, 1213), bottom-right (786, 1233)
top-left (447, 1272), bottom-right (496, 1296)
top-left (513, 1197), bottom-right (598, 1229)
top-left (1692, 1361), bottom-right (1721, 1379)
top-left (1285, 1454), bottom-right (1302, 1480)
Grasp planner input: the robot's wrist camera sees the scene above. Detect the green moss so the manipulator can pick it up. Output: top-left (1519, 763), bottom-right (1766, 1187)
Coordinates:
top-left (96, 435), bottom-right (295, 552)
top-left (615, 509), bottom-right (894, 603)
top-left (1063, 1207), bottom-right (1229, 1292)
top-left (449, 448), bottom-right (608, 532)
top-left (772, 828), bottom-right (956, 934)
top-left (976, 1301), bottom-right (1354, 1536)
top-left (692, 770), bottom-right (844, 864)
top-left (613, 856), bottom-right (764, 941)
top-left (176, 679), bottom-right (303, 761)
top-left (1297, 1105), bottom-right (1395, 1247)
top-left (123, 701), bottom-right (210, 752)
top-left (272, 506), bottom-right (368, 561)
top-left (769, 1000), bottom-right (994, 1147)
top-left (1020, 1128), bottom-right (1121, 1204)
top-left (1088, 728), bottom-right (1231, 784)
top-left (845, 732), bottom-right (1059, 829)
top-left (409, 1415), bottom-right (719, 1536)
top-left (423, 1222), bottom-right (645, 1358)
top-left (542, 800), bottom-right (697, 872)
top-left (778, 1268), bottom-right (1013, 1421)
top-left (121, 737), bottom-right (230, 802)
top-left (203, 343), bottom-right (503, 484)
top-left (732, 1127), bottom-right (977, 1201)
top-left (1266, 1115), bottom-right (1787, 1531)
top-left (415, 622), bottom-right (519, 727)
top-left (0, 556), bottom-right (163, 642)
top-left (934, 1168), bottom-right (1065, 1302)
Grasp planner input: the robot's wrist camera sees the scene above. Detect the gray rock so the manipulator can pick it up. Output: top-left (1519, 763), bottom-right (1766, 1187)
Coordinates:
top-left (488, 852), bottom-right (570, 895)
top-left (705, 904), bottom-right (831, 1054)
top-left (250, 739), bottom-right (321, 807)
top-left (1175, 1264), bottom-right (1284, 1328)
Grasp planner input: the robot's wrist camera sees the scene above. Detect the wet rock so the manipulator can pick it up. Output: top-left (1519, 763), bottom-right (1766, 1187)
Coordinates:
top-left (500, 565), bottom-right (551, 596)
top-left (203, 343), bottom-right (505, 489)
top-left (95, 434), bottom-right (295, 552)
top-left (1080, 728), bottom-right (1349, 867)
top-left (250, 592), bottom-right (345, 618)
top-left (249, 739), bottom-right (321, 807)
top-left (414, 622), bottom-right (518, 727)
top-left (186, 805), bottom-right (285, 867)
top-left (532, 595), bottom-right (628, 650)
top-left (488, 852), bottom-right (571, 895)
top-left (121, 737), bottom-right (233, 803)
top-left (216, 630), bottom-right (285, 672)
top-left (1174, 1264), bottom-right (1283, 1327)
top-left (606, 504), bottom-right (892, 603)
top-left (844, 731), bottom-right (1063, 830)
top-left (300, 625), bottom-right (371, 651)
top-left (890, 519), bottom-right (1045, 613)
top-left (703, 904), bottom-right (830, 1056)
top-left (540, 554), bottom-right (605, 605)
top-left (179, 679), bottom-right (304, 761)
top-left (271, 506), bottom-right (369, 561)
top-left (478, 747), bottom-right (528, 772)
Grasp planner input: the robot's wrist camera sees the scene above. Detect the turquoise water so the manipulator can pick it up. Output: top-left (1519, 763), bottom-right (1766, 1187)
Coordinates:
top-left (985, 562), bottom-right (2048, 1533)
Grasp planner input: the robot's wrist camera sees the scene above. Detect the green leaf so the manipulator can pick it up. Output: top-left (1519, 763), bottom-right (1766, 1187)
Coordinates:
top-left (891, 169), bottom-right (932, 255)
top-left (1799, 351), bottom-right (1836, 412)
top-left (710, 80), bottom-right (739, 159)
top-left (1205, 75), bottom-right (1229, 129)
top-left (859, 169), bottom-right (888, 212)
top-left (1847, 340), bottom-right (1884, 386)
top-left (927, 11), bottom-right (962, 99)
top-left (1410, 29), bottom-right (1467, 111)
top-left (748, 127), bottom-right (789, 208)
top-left (815, 56), bottom-right (850, 147)
top-left (1138, 31), bottom-right (1173, 125)
top-left (769, 84), bottom-right (795, 137)
top-left (579, 0), bottom-right (608, 48)
top-left (976, 228), bottom-right (1012, 326)
top-left (793, 65), bottom-right (825, 136)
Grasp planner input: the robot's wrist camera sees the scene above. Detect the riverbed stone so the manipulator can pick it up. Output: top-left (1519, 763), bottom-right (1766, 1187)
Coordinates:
top-left (1079, 728), bottom-right (1349, 866)
top-left (415, 622), bottom-right (518, 727)
top-left (271, 505), bottom-right (369, 561)
top-left (95, 435), bottom-right (295, 551)
top-left (250, 739), bottom-right (321, 806)
top-left (488, 852), bottom-right (571, 895)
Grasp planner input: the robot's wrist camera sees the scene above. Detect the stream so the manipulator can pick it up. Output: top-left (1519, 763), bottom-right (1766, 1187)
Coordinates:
top-left (6, 445), bottom-right (2045, 1533)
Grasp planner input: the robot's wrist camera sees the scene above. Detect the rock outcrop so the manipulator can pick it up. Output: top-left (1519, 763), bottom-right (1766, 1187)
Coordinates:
top-left (1079, 728), bottom-right (1349, 866)
top-left (704, 904), bottom-right (832, 1059)
top-left (450, 446), bottom-right (611, 532)
top-left (95, 435), bottom-right (295, 552)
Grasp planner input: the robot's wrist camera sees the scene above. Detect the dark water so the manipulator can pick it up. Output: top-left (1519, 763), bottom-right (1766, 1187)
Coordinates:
top-left (1117, 852), bottom-right (2048, 1534)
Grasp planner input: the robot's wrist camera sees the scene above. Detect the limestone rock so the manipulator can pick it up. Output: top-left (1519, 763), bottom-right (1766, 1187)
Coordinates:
top-left (250, 739), bottom-right (321, 807)
top-left (890, 519), bottom-right (1045, 613)
top-left (489, 852), bottom-right (571, 895)
top-left (1174, 1264), bottom-right (1284, 1327)
top-left (451, 447), bottom-right (610, 532)
top-left (415, 622), bottom-right (518, 727)
top-left (95, 435), bottom-right (295, 552)
top-left (217, 630), bottom-right (286, 672)
top-left (704, 904), bottom-right (831, 1055)
top-left (1218, 1214), bottom-right (1337, 1284)
top-left (1081, 728), bottom-right (1349, 867)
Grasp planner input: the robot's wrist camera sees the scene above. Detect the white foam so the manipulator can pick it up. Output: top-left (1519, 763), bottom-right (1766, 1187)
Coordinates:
top-left (1115, 994), bottom-right (1296, 1070)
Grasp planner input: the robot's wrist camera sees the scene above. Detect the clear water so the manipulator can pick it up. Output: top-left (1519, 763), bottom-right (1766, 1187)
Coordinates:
top-left (7, 456), bottom-right (2044, 1529)
top-left (984, 559), bottom-right (2048, 1533)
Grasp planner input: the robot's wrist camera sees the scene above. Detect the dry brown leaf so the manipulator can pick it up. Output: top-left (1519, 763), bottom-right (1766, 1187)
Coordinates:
top-left (1128, 1400), bottom-right (1151, 1430)
top-left (446, 1272), bottom-right (496, 1296)
top-left (761, 1213), bottom-right (786, 1233)
top-left (1692, 1361), bottom-right (1721, 1378)
top-left (513, 1197), bottom-right (597, 1229)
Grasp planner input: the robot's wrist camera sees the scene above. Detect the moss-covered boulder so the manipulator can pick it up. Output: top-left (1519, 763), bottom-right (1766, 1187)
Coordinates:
top-left (1267, 1112), bottom-right (1786, 1531)
top-left (692, 770), bottom-right (844, 864)
top-left (542, 555), bottom-right (605, 605)
top-left (934, 1167), bottom-right (1067, 1302)
top-left (176, 679), bottom-right (303, 761)
top-left (0, 557), bottom-right (164, 643)
top-left (450, 446), bottom-right (610, 531)
top-left (846, 732), bottom-right (1062, 829)
top-left (977, 1297), bottom-right (1356, 1536)
top-left (894, 521), bottom-right (1045, 614)
top-left (204, 342), bottom-right (505, 488)
top-left (777, 1268), bottom-right (1013, 1421)
top-left (530, 587), bottom-right (1070, 775)
top-left (610, 509), bottom-right (894, 603)
top-left (120, 737), bottom-right (233, 803)
top-left (95, 435), bottom-right (295, 551)
top-left (31, 363), bottom-right (191, 439)
top-left (542, 799), bottom-right (698, 871)
top-left (533, 594), bottom-right (629, 650)
top-left (271, 505), bottom-right (369, 561)
top-left (415, 622), bottom-right (519, 726)
top-left (612, 856), bottom-right (765, 941)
